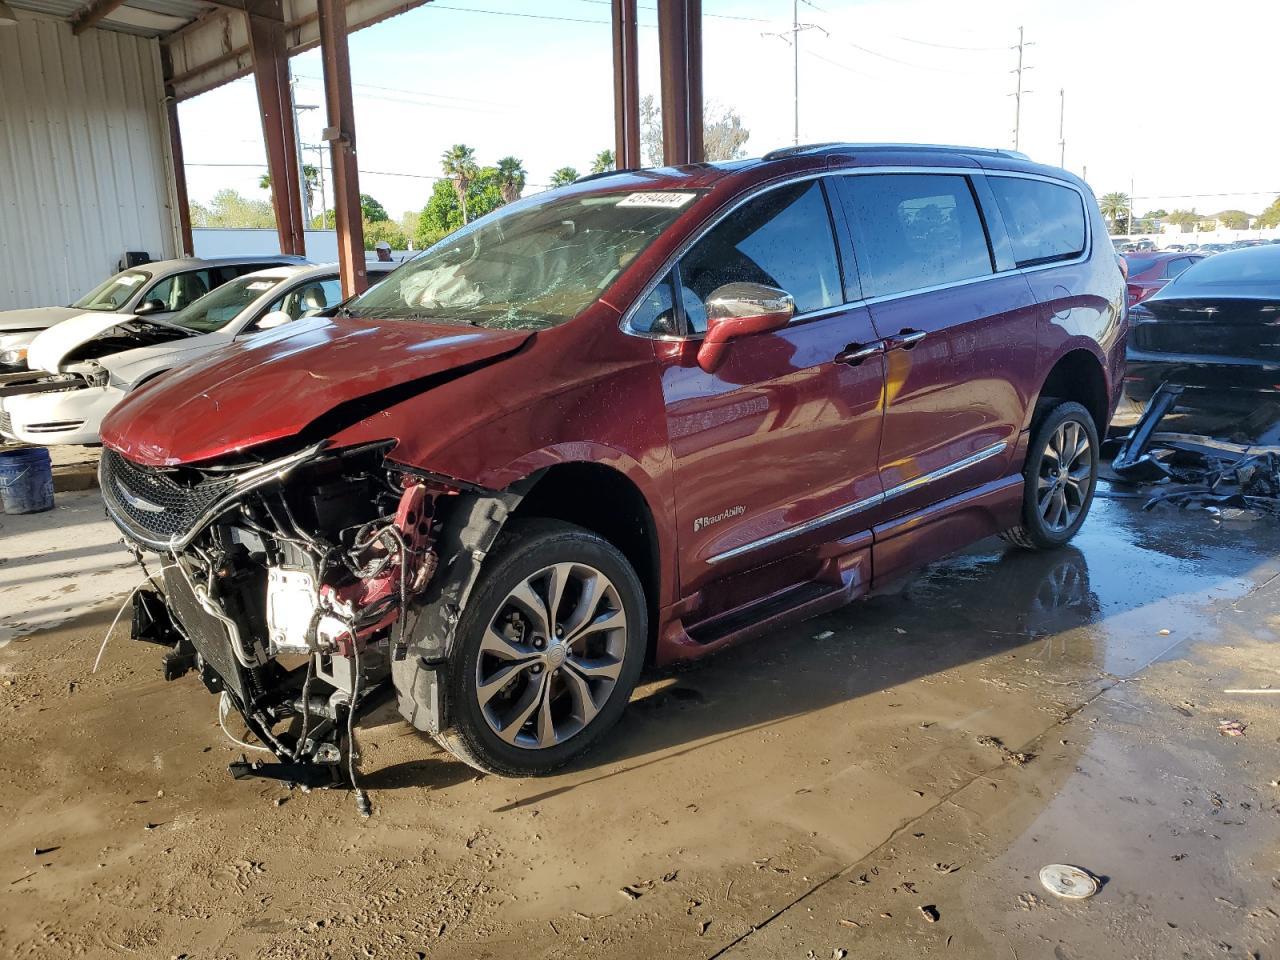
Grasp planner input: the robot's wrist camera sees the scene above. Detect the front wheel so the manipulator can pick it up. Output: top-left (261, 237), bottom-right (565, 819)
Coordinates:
top-left (434, 519), bottom-right (647, 776)
top-left (1001, 401), bottom-right (1099, 551)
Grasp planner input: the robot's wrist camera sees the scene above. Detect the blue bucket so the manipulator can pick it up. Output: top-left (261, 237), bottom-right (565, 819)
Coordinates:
top-left (0, 446), bottom-right (55, 514)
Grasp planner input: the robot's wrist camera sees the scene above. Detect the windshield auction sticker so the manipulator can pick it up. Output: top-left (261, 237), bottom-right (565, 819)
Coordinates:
top-left (617, 192), bottom-right (697, 208)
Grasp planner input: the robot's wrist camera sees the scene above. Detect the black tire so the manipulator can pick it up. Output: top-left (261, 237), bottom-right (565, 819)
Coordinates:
top-left (1001, 400), bottom-right (1099, 551)
top-left (434, 518), bottom-right (647, 776)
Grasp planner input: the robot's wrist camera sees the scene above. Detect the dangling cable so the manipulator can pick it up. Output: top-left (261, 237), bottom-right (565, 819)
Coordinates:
top-left (217, 692), bottom-right (272, 753)
top-left (92, 565), bottom-right (177, 674)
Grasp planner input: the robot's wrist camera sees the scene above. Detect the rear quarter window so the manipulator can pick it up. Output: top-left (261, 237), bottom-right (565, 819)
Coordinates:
top-left (988, 176), bottom-right (1087, 268)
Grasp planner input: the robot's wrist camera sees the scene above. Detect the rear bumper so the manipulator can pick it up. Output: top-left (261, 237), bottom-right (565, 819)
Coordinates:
top-left (1123, 352), bottom-right (1280, 403)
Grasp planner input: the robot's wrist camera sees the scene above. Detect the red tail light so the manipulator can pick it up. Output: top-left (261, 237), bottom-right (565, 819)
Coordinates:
top-left (1117, 254), bottom-right (1129, 281)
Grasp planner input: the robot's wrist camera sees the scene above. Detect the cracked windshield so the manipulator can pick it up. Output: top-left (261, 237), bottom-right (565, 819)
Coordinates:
top-left (343, 191), bottom-right (696, 329)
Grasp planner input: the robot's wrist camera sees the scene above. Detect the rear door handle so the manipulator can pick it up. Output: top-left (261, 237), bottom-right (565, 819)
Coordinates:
top-left (834, 342), bottom-right (884, 366)
top-left (886, 329), bottom-right (926, 351)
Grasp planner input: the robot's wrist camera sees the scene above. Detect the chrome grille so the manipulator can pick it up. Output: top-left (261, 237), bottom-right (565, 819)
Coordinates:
top-left (0, 409), bottom-right (12, 437)
top-left (101, 449), bottom-right (239, 547)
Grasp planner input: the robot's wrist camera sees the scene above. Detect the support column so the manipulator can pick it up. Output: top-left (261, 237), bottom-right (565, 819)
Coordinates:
top-left (161, 48), bottom-right (193, 257)
top-left (247, 0), bottom-right (306, 256)
top-left (317, 0), bottom-right (367, 298)
top-left (657, 0), bottom-right (703, 165)
top-left (611, 0), bottom-right (640, 169)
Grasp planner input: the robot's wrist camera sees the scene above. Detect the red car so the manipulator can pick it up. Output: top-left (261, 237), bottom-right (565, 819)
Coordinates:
top-left (1124, 251), bottom-right (1203, 307)
top-left (99, 144), bottom-right (1126, 779)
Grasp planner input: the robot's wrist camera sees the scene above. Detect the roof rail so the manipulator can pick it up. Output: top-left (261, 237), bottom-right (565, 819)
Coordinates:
top-left (572, 168), bottom-right (638, 185)
top-left (762, 142), bottom-right (1032, 162)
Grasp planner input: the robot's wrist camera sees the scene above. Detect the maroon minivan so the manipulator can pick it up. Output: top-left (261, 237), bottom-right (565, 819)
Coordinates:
top-left (100, 144), bottom-right (1126, 779)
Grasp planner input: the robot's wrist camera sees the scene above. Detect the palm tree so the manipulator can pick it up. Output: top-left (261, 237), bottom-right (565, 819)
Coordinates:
top-left (590, 149), bottom-right (615, 175)
top-left (1099, 192), bottom-right (1131, 234)
top-left (259, 165), bottom-right (320, 217)
top-left (549, 166), bottom-right (580, 188)
top-left (496, 156), bottom-right (527, 204)
top-left (441, 144), bottom-right (479, 223)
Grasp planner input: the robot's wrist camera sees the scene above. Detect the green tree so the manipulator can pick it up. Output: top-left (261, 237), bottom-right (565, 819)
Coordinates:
top-left (363, 219), bottom-right (407, 250)
top-left (360, 194), bottom-right (390, 222)
top-left (639, 95), bottom-right (751, 165)
top-left (1098, 192), bottom-right (1131, 234)
top-left (415, 166), bottom-right (505, 247)
top-left (1257, 196), bottom-right (1280, 229)
top-left (1165, 209), bottom-right (1199, 234)
top-left (192, 189), bottom-right (276, 229)
top-left (591, 149), bottom-right (615, 174)
top-left (550, 166), bottom-right (580, 187)
top-left (441, 143), bottom-right (479, 223)
top-left (496, 156), bottom-right (527, 204)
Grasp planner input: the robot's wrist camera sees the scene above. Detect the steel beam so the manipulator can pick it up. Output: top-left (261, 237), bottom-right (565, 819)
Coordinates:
top-left (657, 0), bottom-right (703, 165)
top-left (161, 48), bottom-right (194, 257)
top-left (317, 0), bottom-right (367, 298)
top-left (70, 0), bottom-right (127, 35)
top-left (611, 0), bottom-right (641, 169)
top-left (247, 1), bottom-right (306, 256)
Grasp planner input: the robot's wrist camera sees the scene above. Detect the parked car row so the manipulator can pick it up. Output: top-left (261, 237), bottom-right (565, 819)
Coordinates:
top-left (0, 261), bottom-right (397, 446)
top-left (88, 143), bottom-right (1126, 779)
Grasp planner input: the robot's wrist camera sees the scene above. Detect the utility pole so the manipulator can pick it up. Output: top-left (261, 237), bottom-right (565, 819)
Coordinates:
top-left (792, 0), bottom-right (799, 145)
top-left (762, 1), bottom-right (826, 146)
top-left (1010, 25), bottom-right (1034, 152)
top-left (287, 68), bottom-right (319, 228)
top-left (1057, 87), bottom-right (1065, 168)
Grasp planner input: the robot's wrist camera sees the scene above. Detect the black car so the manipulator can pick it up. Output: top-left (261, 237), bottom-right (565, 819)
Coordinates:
top-left (1125, 244), bottom-right (1280, 407)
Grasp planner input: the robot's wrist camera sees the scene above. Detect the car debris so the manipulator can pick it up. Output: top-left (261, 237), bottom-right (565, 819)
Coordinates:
top-left (1217, 719), bottom-right (1247, 736)
top-left (1038, 863), bottom-right (1099, 899)
top-left (1110, 382), bottom-right (1280, 516)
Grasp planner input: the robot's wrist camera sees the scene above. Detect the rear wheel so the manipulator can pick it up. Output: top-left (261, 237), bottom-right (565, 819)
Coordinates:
top-left (1001, 401), bottom-right (1099, 551)
top-left (435, 519), bottom-right (646, 776)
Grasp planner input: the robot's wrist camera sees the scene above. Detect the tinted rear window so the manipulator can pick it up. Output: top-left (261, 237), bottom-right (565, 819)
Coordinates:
top-left (988, 176), bottom-right (1086, 267)
top-left (1176, 247), bottom-right (1280, 285)
top-left (837, 173), bottom-right (993, 299)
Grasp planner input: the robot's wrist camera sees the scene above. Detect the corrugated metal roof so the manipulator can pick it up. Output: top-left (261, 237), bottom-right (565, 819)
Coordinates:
top-left (7, 0), bottom-right (216, 37)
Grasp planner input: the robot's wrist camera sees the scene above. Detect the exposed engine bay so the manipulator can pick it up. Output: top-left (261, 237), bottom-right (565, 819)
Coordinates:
top-left (102, 441), bottom-right (501, 811)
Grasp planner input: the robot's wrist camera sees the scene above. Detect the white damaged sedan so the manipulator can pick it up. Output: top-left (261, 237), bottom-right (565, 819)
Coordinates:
top-left (0, 262), bottom-right (394, 446)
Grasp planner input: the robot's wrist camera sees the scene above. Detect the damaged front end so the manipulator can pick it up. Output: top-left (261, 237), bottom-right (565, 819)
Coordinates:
top-left (101, 441), bottom-right (460, 791)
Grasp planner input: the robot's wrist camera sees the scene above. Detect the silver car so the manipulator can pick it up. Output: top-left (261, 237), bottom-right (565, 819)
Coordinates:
top-left (0, 255), bottom-right (307, 370)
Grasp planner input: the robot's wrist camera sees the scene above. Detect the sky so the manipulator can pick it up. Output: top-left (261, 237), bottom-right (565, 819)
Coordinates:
top-left (178, 0), bottom-right (1280, 222)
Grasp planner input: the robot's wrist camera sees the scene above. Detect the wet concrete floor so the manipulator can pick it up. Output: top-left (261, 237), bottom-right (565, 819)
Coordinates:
top-left (1, 489), bottom-right (1278, 959)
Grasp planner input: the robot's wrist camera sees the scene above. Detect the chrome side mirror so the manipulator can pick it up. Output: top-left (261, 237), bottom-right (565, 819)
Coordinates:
top-left (255, 310), bottom-right (292, 331)
top-left (696, 282), bottom-right (794, 372)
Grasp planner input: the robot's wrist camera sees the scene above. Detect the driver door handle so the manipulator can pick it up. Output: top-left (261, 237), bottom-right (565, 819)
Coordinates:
top-left (834, 341), bottom-right (884, 366)
top-left (886, 328), bottom-right (927, 351)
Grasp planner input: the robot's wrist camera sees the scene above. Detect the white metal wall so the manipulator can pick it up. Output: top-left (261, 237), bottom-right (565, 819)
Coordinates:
top-left (0, 14), bottom-right (178, 310)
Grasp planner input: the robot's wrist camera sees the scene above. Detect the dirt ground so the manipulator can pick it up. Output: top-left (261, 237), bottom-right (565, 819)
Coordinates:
top-left (2, 490), bottom-right (1279, 960)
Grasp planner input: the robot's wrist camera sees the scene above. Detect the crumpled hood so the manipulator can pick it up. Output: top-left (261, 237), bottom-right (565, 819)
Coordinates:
top-left (27, 312), bottom-right (139, 373)
top-left (101, 315), bottom-right (533, 466)
top-left (0, 305), bottom-right (81, 335)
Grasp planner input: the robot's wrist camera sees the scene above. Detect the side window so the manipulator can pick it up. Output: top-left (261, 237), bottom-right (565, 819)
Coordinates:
top-left (1163, 257), bottom-right (1194, 279)
top-left (258, 277), bottom-right (342, 327)
top-left (679, 180), bottom-right (842, 334)
top-left (987, 176), bottom-right (1087, 268)
top-left (628, 273), bottom-right (680, 336)
top-left (144, 269), bottom-right (216, 311)
top-left (838, 174), bottom-right (993, 299)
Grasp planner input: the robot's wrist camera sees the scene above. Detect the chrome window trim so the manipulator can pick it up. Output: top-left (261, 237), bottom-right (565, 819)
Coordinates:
top-left (705, 440), bottom-right (1008, 565)
top-left (621, 165), bottom-right (1092, 342)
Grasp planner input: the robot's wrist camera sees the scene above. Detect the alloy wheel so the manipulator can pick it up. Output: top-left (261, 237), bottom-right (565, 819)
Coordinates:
top-left (1037, 419), bottom-right (1093, 533)
top-left (474, 562), bottom-right (628, 750)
